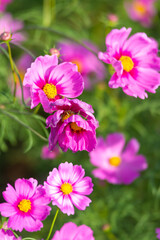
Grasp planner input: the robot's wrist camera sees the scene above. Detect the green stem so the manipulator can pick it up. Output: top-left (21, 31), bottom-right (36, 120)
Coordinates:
top-left (46, 208), bottom-right (59, 240)
top-left (0, 110), bottom-right (48, 142)
top-left (12, 231), bottom-right (19, 238)
top-left (43, 0), bottom-right (55, 27)
top-left (6, 42), bottom-right (17, 101)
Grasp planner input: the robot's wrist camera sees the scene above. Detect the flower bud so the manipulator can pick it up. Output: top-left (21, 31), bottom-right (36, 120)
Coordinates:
top-left (0, 32), bottom-right (12, 41)
top-left (49, 48), bottom-right (60, 57)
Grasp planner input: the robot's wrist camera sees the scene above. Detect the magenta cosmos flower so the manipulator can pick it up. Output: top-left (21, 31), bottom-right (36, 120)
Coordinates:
top-left (0, 178), bottom-right (51, 232)
top-left (0, 0), bottom-right (12, 12)
top-left (0, 13), bottom-right (26, 44)
top-left (41, 145), bottom-right (60, 160)
top-left (125, 0), bottom-right (156, 27)
top-left (89, 133), bottom-right (148, 185)
top-left (58, 41), bottom-right (106, 89)
top-left (0, 229), bottom-right (21, 240)
top-left (52, 222), bottom-right (95, 240)
top-left (156, 229), bottom-right (160, 239)
top-left (46, 98), bottom-right (99, 152)
top-left (44, 162), bottom-right (93, 216)
top-left (23, 54), bottom-right (84, 113)
top-left (98, 27), bottom-right (160, 99)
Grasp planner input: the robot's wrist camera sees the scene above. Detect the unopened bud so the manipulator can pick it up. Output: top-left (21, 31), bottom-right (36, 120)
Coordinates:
top-left (102, 224), bottom-right (111, 232)
top-left (0, 32), bottom-right (12, 41)
top-left (49, 48), bottom-right (60, 57)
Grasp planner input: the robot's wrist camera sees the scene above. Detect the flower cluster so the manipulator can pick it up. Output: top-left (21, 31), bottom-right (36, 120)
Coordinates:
top-left (23, 54), bottom-right (99, 153)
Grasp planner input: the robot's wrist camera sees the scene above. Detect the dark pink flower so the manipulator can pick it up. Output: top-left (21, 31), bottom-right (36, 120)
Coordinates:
top-left (0, 229), bottom-right (21, 240)
top-left (46, 98), bottom-right (99, 152)
top-left (23, 55), bottom-right (84, 113)
top-left (44, 162), bottom-right (93, 216)
top-left (125, 0), bottom-right (156, 27)
top-left (156, 228), bottom-right (160, 239)
top-left (89, 133), bottom-right (148, 184)
top-left (0, 13), bottom-right (26, 44)
top-left (0, 0), bottom-right (12, 12)
top-left (41, 145), bottom-right (60, 160)
top-left (52, 222), bottom-right (95, 240)
top-left (98, 27), bottom-right (160, 99)
top-left (58, 41), bottom-right (106, 89)
top-left (0, 178), bottom-right (51, 232)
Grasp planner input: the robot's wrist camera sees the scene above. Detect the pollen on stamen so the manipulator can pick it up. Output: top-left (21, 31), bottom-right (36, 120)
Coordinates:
top-left (18, 199), bottom-right (31, 213)
top-left (43, 83), bottom-right (57, 99)
top-left (70, 122), bottom-right (83, 132)
top-left (61, 182), bottom-right (73, 195)
top-left (119, 56), bottom-right (134, 72)
top-left (109, 156), bottom-right (121, 167)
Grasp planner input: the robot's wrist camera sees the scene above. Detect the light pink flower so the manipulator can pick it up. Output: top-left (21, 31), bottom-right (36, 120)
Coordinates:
top-left (52, 222), bottom-right (95, 240)
top-left (0, 13), bottom-right (26, 43)
top-left (46, 98), bottom-right (99, 152)
top-left (44, 162), bottom-right (93, 216)
top-left (0, 229), bottom-right (21, 240)
top-left (41, 145), bottom-right (60, 160)
top-left (58, 41), bottom-right (106, 89)
top-left (98, 27), bottom-right (160, 99)
top-left (156, 228), bottom-right (160, 239)
top-left (23, 55), bottom-right (84, 113)
top-left (0, 0), bottom-right (12, 12)
top-left (89, 133), bottom-right (148, 185)
top-left (0, 178), bottom-right (51, 232)
top-left (125, 0), bottom-right (156, 27)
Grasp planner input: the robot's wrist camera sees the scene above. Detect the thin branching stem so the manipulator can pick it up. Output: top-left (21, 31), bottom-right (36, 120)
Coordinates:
top-left (46, 208), bottom-right (59, 240)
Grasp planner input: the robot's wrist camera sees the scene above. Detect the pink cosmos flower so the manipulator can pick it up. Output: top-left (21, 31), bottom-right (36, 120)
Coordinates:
top-left (0, 0), bottom-right (12, 12)
top-left (0, 229), bottom-right (21, 240)
top-left (23, 55), bottom-right (84, 113)
top-left (0, 13), bottom-right (26, 44)
top-left (58, 41), bottom-right (106, 89)
top-left (41, 145), bottom-right (60, 160)
top-left (89, 133), bottom-right (148, 184)
top-left (156, 228), bottom-right (160, 239)
top-left (46, 98), bottom-right (99, 152)
top-left (44, 162), bottom-right (93, 216)
top-left (52, 222), bottom-right (95, 240)
top-left (125, 0), bottom-right (156, 27)
top-left (0, 178), bottom-right (51, 232)
top-left (98, 27), bottom-right (160, 99)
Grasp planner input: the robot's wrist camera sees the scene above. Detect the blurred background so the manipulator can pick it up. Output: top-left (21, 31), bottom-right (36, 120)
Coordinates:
top-left (0, 0), bottom-right (160, 239)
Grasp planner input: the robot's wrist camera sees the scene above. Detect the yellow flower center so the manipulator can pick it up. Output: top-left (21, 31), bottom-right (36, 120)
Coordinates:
top-left (70, 122), bottom-right (83, 132)
top-left (18, 199), bottom-right (31, 213)
top-left (61, 182), bottom-right (73, 195)
top-left (71, 60), bottom-right (83, 73)
top-left (109, 156), bottom-right (121, 167)
top-left (133, 2), bottom-right (146, 15)
top-left (119, 56), bottom-right (134, 72)
top-left (61, 110), bottom-right (74, 122)
top-left (43, 83), bottom-right (57, 99)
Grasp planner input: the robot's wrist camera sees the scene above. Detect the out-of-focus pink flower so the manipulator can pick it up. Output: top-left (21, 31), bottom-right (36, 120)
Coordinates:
top-left (44, 162), bottom-right (93, 216)
top-left (23, 55), bottom-right (84, 113)
top-left (41, 145), bottom-right (60, 160)
top-left (0, 229), bottom-right (21, 240)
top-left (98, 27), bottom-right (160, 99)
top-left (89, 133), bottom-right (148, 185)
top-left (52, 222), bottom-right (95, 240)
top-left (57, 41), bottom-right (106, 89)
top-left (0, 13), bottom-right (26, 43)
top-left (0, 0), bottom-right (12, 12)
top-left (156, 228), bottom-right (160, 239)
top-left (0, 178), bottom-right (51, 232)
top-left (125, 0), bottom-right (156, 27)
top-left (46, 98), bottom-right (99, 152)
